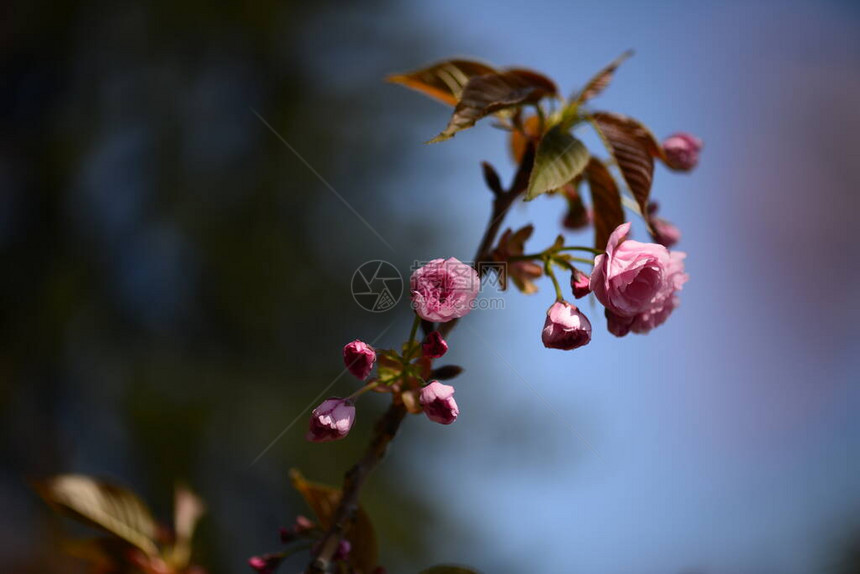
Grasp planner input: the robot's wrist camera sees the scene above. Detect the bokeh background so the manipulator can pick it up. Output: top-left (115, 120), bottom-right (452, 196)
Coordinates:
top-left (2, 0), bottom-right (858, 572)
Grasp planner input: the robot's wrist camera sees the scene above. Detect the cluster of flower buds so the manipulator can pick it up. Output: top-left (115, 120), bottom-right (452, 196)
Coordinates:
top-left (305, 258), bottom-right (475, 441)
top-left (249, 515), bottom-right (359, 574)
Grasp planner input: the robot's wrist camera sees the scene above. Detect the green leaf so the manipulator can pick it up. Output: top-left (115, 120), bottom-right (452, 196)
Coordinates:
top-left (430, 69), bottom-right (557, 143)
top-left (387, 59), bottom-right (497, 107)
top-left (420, 566), bottom-right (482, 574)
top-left (589, 111), bottom-right (661, 224)
top-left (35, 474), bottom-right (159, 557)
top-left (290, 470), bottom-right (378, 573)
top-left (585, 157), bottom-right (625, 251)
top-left (525, 126), bottom-right (590, 201)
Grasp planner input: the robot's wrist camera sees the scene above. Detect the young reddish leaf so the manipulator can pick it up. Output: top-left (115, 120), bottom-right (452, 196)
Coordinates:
top-left (290, 470), bottom-right (378, 573)
top-left (386, 59), bottom-right (497, 106)
top-left (430, 70), bottom-right (557, 143)
top-left (509, 114), bottom-right (543, 164)
top-left (589, 111), bottom-right (661, 223)
top-left (572, 50), bottom-right (634, 105)
top-left (35, 474), bottom-right (159, 557)
top-left (525, 125), bottom-right (590, 201)
top-left (491, 225), bottom-right (543, 294)
top-left (585, 157), bottom-right (625, 251)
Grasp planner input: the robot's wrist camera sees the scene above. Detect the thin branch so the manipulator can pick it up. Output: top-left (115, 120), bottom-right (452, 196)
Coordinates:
top-left (307, 402), bottom-right (407, 573)
top-left (307, 142), bottom-right (536, 573)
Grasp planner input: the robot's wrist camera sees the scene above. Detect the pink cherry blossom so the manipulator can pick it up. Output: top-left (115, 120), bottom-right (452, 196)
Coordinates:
top-left (411, 258), bottom-right (479, 322)
top-left (591, 222), bottom-right (688, 336)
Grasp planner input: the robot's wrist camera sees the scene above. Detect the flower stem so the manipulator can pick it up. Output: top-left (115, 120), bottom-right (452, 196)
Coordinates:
top-left (558, 246), bottom-right (604, 255)
top-left (346, 381), bottom-right (380, 401)
top-left (308, 143), bottom-right (537, 572)
top-left (406, 313), bottom-right (421, 350)
top-left (544, 259), bottom-right (565, 302)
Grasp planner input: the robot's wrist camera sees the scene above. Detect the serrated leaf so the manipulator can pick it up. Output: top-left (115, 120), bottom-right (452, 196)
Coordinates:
top-left (585, 158), bottom-right (625, 250)
top-left (590, 111), bottom-right (661, 223)
top-left (290, 470), bottom-right (378, 573)
top-left (420, 566), bottom-right (482, 574)
top-left (573, 50), bottom-right (634, 105)
top-left (35, 474), bottom-right (159, 557)
top-left (430, 69), bottom-right (557, 143)
top-left (525, 126), bottom-right (589, 201)
top-left (387, 59), bottom-right (497, 106)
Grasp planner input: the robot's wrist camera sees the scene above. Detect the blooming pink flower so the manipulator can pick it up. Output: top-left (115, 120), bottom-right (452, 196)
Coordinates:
top-left (419, 381), bottom-right (459, 424)
top-left (590, 222), bottom-right (688, 336)
top-left (662, 132), bottom-right (703, 171)
top-left (570, 268), bottom-right (591, 299)
top-left (411, 258), bottom-right (479, 322)
top-left (306, 398), bottom-right (355, 442)
top-left (343, 340), bottom-right (376, 380)
top-left (422, 331), bottom-right (448, 359)
top-left (541, 301), bottom-right (592, 350)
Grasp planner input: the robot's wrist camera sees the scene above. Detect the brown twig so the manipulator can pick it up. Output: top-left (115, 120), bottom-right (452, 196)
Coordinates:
top-left (307, 402), bottom-right (407, 573)
top-left (307, 144), bottom-right (535, 573)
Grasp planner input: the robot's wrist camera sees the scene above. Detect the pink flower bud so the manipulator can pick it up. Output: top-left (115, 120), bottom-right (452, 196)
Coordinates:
top-left (591, 222), bottom-right (688, 336)
top-left (662, 132), bottom-right (703, 171)
top-left (343, 340), bottom-right (376, 380)
top-left (651, 217), bottom-right (681, 248)
top-left (647, 202), bottom-right (681, 248)
top-left (541, 301), bottom-right (592, 350)
top-left (422, 331), bottom-right (449, 359)
top-left (248, 554), bottom-right (282, 574)
top-left (570, 268), bottom-right (591, 299)
top-left (306, 398), bottom-right (355, 442)
top-left (411, 258), bottom-right (479, 322)
top-left (419, 381), bottom-right (459, 425)
top-left (310, 539), bottom-right (351, 562)
top-left (334, 539), bottom-right (351, 561)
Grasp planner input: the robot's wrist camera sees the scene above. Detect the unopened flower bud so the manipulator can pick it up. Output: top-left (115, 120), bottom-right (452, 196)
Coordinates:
top-left (334, 539), bottom-right (351, 561)
top-left (570, 268), bottom-right (591, 299)
top-left (343, 340), bottom-right (376, 380)
top-left (248, 554), bottom-right (282, 574)
top-left (306, 398), bottom-right (355, 442)
top-left (422, 331), bottom-right (449, 359)
top-left (541, 301), bottom-right (592, 350)
top-left (419, 381), bottom-right (459, 425)
top-left (647, 202), bottom-right (681, 248)
top-left (662, 132), bottom-right (703, 171)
